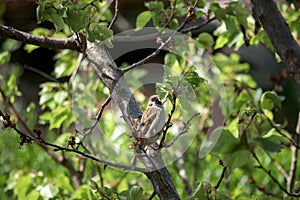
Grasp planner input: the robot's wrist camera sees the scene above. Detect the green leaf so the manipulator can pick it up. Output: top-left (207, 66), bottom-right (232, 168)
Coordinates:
top-left (188, 182), bottom-right (213, 200)
top-left (64, 8), bottom-right (89, 32)
top-left (129, 186), bottom-right (143, 199)
top-left (224, 150), bottom-right (252, 169)
top-left (25, 190), bottom-right (40, 200)
top-left (36, 5), bottom-right (46, 23)
top-left (2, 38), bottom-right (22, 51)
top-left (25, 102), bottom-right (38, 128)
top-left (199, 127), bottom-right (223, 157)
top-left (251, 136), bottom-right (282, 153)
top-left (54, 90), bottom-right (69, 104)
top-left (32, 27), bottom-right (51, 36)
top-left (45, 8), bottom-right (65, 31)
top-left (145, 1), bottom-right (164, 27)
top-left (210, 3), bottom-right (226, 21)
top-left (24, 44), bottom-right (39, 53)
top-left (196, 32), bottom-right (214, 49)
top-left (197, 0), bottom-right (206, 8)
top-left (136, 11), bottom-right (152, 30)
top-left (13, 174), bottom-right (32, 200)
top-left (145, 1), bottom-right (164, 10)
top-left (53, 50), bottom-right (78, 78)
top-left (39, 92), bottom-right (54, 108)
top-left (40, 183), bottom-right (59, 199)
top-left (185, 71), bottom-right (205, 88)
top-left (0, 51), bottom-right (10, 64)
top-left (86, 23), bottom-right (113, 44)
top-left (210, 128), bottom-right (239, 154)
top-left (55, 174), bottom-right (74, 194)
top-left (72, 185), bottom-right (90, 199)
top-left (260, 91), bottom-right (282, 110)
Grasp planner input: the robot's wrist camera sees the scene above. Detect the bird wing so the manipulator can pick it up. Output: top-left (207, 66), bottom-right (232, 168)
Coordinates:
top-left (139, 107), bottom-right (165, 138)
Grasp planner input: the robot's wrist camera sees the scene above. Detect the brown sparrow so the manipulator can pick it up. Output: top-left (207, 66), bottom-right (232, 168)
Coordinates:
top-left (134, 95), bottom-right (166, 146)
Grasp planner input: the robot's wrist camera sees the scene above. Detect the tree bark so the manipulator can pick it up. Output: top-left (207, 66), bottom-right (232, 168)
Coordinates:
top-left (251, 0), bottom-right (300, 82)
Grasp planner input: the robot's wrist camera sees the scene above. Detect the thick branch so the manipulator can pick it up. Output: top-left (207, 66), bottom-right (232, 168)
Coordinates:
top-left (0, 25), bottom-right (81, 51)
top-left (251, 0), bottom-right (300, 81)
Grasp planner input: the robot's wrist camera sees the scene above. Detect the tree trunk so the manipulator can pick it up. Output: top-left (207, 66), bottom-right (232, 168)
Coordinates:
top-left (251, 0), bottom-right (300, 82)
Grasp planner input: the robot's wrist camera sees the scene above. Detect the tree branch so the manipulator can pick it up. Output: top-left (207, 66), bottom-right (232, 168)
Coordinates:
top-left (287, 111), bottom-right (300, 192)
top-left (214, 160), bottom-right (227, 190)
top-left (0, 25), bottom-right (81, 51)
top-left (0, 89), bottom-right (83, 188)
top-left (108, 0), bottom-right (119, 29)
top-left (251, 0), bottom-right (300, 82)
top-left (0, 109), bottom-right (148, 173)
top-left (252, 151), bottom-right (300, 197)
top-left (163, 112), bottom-right (200, 148)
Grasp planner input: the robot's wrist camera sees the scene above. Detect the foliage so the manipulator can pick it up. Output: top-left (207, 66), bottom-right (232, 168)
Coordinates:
top-left (0, 0), bottom-right (300, 199)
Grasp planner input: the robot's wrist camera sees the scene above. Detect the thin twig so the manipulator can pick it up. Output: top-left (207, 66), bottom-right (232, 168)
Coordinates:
top-left (181, 16), bottom-right (216, 33)
top-left (214, 160), bottom-right (227, 190)
top-left (0, 92), bottom-right (81, 188)
top-left (163, 112), bottom-right (200, 148)
top-left (287, 111), bottom-right (300, 192)
top-left (263, 113), bottom-right (299, 148)
top-left (78, 96), bottom-right (111, 143)
top-left (0, 110), bottom-right (148, 173)
top-left (122, 6), bottom-right (194, 73)
top-left (108, 0), bottom-right (119, 29)
top-left (265, 151), bottom-right (289, 181)
top-left (162, 0), bottom-right (177, 29)
top-left (252, 151), bottom-right (300, 197)
top-left (159, 92), bottom-right (177, 148)
top-left (249, 177), bottom-right (283, 198)
top-left (244, 86), bottom-right (299, 148)
top-left (24, 65), bottom-right (59, 82)
top-left (193, 0), bottom-right (199, 7)
top-left (69, 53), bottom-right (84, 85)
top-left (80, 0), bottom-right (98, 10)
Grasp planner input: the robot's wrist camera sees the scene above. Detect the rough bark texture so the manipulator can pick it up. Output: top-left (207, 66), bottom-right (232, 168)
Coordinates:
top-left (251, 0), bottom-right (300, 82)
top-left (86, 42), bottom-right (180, 200)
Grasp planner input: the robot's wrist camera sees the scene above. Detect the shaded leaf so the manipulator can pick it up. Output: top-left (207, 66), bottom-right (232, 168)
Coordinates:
top-left (196, 33), bottom-right (214, 49)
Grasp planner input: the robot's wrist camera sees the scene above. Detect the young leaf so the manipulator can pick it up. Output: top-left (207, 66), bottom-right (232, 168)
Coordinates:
top-left (136, 11), bottom-right (152, 30)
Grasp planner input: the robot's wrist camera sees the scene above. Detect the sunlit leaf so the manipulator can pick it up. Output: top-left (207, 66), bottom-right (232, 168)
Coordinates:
top-left (0, 51), bottom-right (10, 64)
top-left (40, 183), bottom-right (59, 199)
top-left (136, 11), bottom-right (152, 30)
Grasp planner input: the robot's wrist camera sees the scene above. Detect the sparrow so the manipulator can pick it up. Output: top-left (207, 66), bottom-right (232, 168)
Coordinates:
top-left (135, 95), bottom-right (166, 146)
